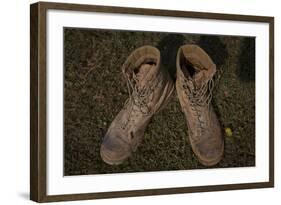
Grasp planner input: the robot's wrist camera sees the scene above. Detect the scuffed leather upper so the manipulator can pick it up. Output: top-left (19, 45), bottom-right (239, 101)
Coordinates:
top-left (101, 46), bottom-right (174, 165)
top-left (176, 45), bottom-right (224, 166)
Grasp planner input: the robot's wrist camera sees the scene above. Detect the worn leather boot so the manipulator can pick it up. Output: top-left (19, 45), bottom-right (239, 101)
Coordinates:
top-left (100, 45), bottom-right (174, 165)
top-left (176, 45), bottom-right (224, 166)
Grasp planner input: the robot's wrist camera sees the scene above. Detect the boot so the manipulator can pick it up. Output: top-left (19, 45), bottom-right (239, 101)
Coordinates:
top-left (176, 44), bottom-right (224, 166)
top-left (100, 45), bottom-right (174, 165)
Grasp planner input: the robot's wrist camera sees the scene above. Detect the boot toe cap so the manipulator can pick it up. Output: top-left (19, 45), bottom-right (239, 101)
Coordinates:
top-left (196, 140), bottom-right (224, 166)
top-left (100, 133), bottom-right (131, 165)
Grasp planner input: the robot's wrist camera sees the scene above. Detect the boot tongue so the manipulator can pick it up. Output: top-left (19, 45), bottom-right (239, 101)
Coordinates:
top-left (182, 50), bottom-right (216, 89)
top-left (194, 64), bottom-right (216, 89)
top-left (181, 61), bottom-right (208, 89)
top-left (134, 63), bottom-right (155, 89)
top-left (193, 70), bottom-right (208, 88)
top-left (182, 60), bottom-right (215, 89)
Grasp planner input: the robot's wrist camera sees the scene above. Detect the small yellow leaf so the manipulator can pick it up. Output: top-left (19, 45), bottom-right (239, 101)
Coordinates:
top-left (225, 127), bottom-right (233, 137)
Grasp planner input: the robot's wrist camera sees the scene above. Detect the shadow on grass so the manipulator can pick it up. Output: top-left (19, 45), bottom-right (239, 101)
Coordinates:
top-left (236, 38), bottom-right (255, 82)
top-left (157, 34), bottom-right (185, 81)
top-left (198, 35), bottom-right (228, 70)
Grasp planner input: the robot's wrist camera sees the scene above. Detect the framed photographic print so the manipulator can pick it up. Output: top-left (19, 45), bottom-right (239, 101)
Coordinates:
top-left (30, 1), bottom-right (274, 202)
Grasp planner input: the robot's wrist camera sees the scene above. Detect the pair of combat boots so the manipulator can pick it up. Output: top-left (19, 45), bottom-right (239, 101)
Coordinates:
top-left (100, 45), bottom-right (224, 167)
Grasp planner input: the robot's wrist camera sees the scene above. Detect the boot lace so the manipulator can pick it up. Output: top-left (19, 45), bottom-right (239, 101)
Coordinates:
top-left (182, 68), bottom-right (222, 141)
top-left (120, 70), bottom-right (155, 130)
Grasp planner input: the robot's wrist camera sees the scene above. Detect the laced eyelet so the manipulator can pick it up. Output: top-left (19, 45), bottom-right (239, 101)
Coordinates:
top-left (181, 73), bottom-right (220, 140)
top-left (120, 71), bottom-right (158, 130)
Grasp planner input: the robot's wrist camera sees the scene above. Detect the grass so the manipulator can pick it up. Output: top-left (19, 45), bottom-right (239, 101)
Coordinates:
top-left (63, 28), bottom-right (255, 175)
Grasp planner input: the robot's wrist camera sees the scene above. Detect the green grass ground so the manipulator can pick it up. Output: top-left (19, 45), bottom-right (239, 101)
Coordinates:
top-left (63, 28), bottom-right (255, 175)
